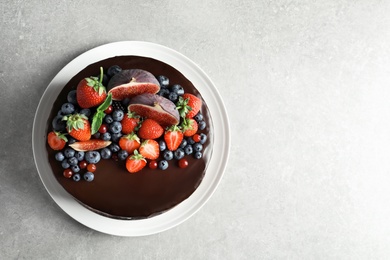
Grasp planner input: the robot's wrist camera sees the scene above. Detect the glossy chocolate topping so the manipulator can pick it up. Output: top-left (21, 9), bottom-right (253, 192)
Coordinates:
top-left (46, 56), bottom-right (213, 219)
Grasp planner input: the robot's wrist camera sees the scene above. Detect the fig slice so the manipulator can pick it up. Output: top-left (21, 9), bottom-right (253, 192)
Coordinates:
top-left (69, 140), bottom-right (112, 152)
top-left (128, 93), bottom-right (180, 127)
top-left (107, 69), bottom-right (160, 100)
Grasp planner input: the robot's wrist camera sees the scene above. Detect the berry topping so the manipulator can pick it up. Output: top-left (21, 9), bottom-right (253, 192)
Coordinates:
top-left (63, 113), bottom-right (91, 141)
top-left (164, 125), bottom-right (183, 151)
top-left (121, 111), bottom-right (140, 134)
top-left (76, 67), bottom-right (107, 109)
top-left (119, 133), bottom-right (141, 154)
top-left (126, 150), bottom-right (146, 173)
top-left (83, 172), bottom-right (95, 182)
top-left (178, 158), bottom-right (189, 169)
top-left (139, 139), bottom-right (160, 160)
top-left (149, 160), bottom-right (158, 169)
top-left (138, 119), bottom-right (164, 140)
top-left (47, 131), bottom-right (67, 151)
top-left (63, 169), bottom-right (73, 178)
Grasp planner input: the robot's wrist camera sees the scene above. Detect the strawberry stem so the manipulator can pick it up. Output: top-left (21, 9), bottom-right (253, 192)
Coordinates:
top-left (99, 67), bottom-right (103, 85)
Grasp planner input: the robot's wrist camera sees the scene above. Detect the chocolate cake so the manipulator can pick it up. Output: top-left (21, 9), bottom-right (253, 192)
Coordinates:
top-left (46, 56), bottom-right (213, 219)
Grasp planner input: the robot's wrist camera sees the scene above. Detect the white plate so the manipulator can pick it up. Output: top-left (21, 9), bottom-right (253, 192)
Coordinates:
top-left (32, 41), bottom-right (230, 236)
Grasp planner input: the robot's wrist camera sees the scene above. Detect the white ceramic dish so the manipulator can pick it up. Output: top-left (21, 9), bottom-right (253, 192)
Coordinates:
top-left (32, 41), bottom-right (230, 236)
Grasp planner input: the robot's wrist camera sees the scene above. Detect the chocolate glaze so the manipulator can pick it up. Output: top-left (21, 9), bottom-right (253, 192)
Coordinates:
top-left (46, 56), bottom-right (213, 219)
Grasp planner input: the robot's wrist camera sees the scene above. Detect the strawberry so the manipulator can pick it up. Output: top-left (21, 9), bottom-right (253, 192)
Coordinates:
top-left (47, 131), bottom-right (67, 150)
top-left (126, 150), bottom-right (146, 173)
top-left (138, 119), bottom-right (164, 140)
top-left (164, 125), bottom-right (183, 151)
top-left (119, 132), bottom-right (141, 154)
top-left (76, 67), bottom-right (107, 109)
top-left (177, 94), bottom-right (202, 119)
top-left (64, 114), bottom-right (91, 141)
top-left (181, 118), bottom-right (198, 137)
top-left (121, 111), bottom-right (140, 134)
top-left (139, 139), bottom-right (159, 160)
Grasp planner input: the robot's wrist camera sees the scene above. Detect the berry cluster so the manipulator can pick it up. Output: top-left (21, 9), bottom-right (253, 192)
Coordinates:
top-left (47, 65), bottom-right (208, 181)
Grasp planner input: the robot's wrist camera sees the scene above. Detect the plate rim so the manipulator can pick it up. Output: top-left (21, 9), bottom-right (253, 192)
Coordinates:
top-left (32, 41), bottom-right (230, 236)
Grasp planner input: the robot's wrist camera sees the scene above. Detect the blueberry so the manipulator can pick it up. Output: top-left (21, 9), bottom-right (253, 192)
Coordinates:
top-left (107, 65), bottom-right (122, 78)
top-left (159, 140), bottom-right (167, 151)
top-left (109, 143), bottom-right (120, 153)
top-left (184, 144), bottom-right (193, 155)
top-left (67, 90), bottom-right (77, 104)
top-left (112, 110), bottom-right (124, 122)
top-left (83, 172), bottom-right (95, 182)
top-left (85, 151), bottom-right (101, 164)
top-left (80, 108), bottom-right (91, 117)
top-left (55, 152), bottom-right (65, 162)
top-left (199, 133), bottom-right (207, 144)
top-left (157, 88), bottom-right (170, 97)
top-left (174, 148), bottom-right (185, 160)
top-left (193, 143), bottom-right (203, 152)
top-left (109, 121), bottom-right (122, 134)
top-left (68, 136), bottom-right (77, 144)
top-left (71, 165), bottom-right (80, 173)
top-left (118, 150), bottom-right (129, 160)
top-left (100, 148), bottom-right (112, 159)
top-left (158, 160), bottom-right (169, 170)
top-left (111, 132), bottom-right (122, 143)
top-left (194, 113), bottom-right (203, 122)
top-left (104, 115), bottom-right (114, 124)
top-left (157, 75), bottom-right (169, 87)
top-left (75, 151), bottom-right (85, 161)
top-left (72, 173), bottom-right (81, 182)
top-left (61, 103), bottom-right (75, 115)
top-left (64, 148), bottom-right (75, 158)
top-left (163, 150), bottom-right (174, 161)
top-left (179, 139), bottom-right (187, 149)
top-left (93, 132), bottom-right (101, 139)
top-left (52, 115), bottom-right (66, 132)
top-left (61, 160), bottom-right (70, 169)
top-left (198, 120), bottom-right (206, 130)
top-left (168, 92), bottom-right (178, 102)
top-left (68, 156), bottom-right (78, 166)
top-left (194, 151), bottom-right (202, 159)
top-left (101, 132), bottom-right (111, 141)
top-left (187, 137), bottom-right (195, 145)
top-left (170, 84), bottom-right (184, 95)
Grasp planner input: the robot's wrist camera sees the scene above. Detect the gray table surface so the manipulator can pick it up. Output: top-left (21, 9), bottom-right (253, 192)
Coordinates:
top-left (2, 0), bottom-right (390, 259)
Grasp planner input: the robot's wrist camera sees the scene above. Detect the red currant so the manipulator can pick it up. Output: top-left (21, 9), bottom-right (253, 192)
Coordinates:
top-left (79, 161), bottom-right (88, 169)
top-left (192, 134), bottom-right (201, 143)
top-left (63, 169), bottom-right (73, 178)
top-left (98, 124), bottom-right (108, 134)
top-left (87, 163), bottom-right (96, 172)
top-left (178, 158), bottom-right (189, 169)
top-left (149, 160), bottom-right (158, 169)
top-left (104, 105), bottom-right (113, 114)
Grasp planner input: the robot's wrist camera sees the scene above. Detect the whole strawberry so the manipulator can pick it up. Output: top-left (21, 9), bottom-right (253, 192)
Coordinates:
top-left (181, 118), bottom-right (198, 137)
top-left (138, 118), bottom-right (164, 140)
top-left (121, 111), bottom-right (140, 134)
top-left (77, 67), bottom-right (107, 108)
top-left (64, 114), bottom-right (91, 141)
top-left (176, 94), bottom-right (202, 119)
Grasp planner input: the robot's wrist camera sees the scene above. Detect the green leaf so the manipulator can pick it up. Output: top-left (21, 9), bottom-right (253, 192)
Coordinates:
top-left (91, 111), bottom-right (104, 135)
top-left (97, 93), bottom-right (112, 112)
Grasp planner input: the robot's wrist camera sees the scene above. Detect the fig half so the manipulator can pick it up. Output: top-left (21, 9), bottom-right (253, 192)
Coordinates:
top-left (128, 93), bottom-right (180, 127)
top-left (107, 69), bottom-right (160, 100)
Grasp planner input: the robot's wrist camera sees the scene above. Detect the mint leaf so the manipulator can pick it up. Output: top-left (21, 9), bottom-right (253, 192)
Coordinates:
top-left (97, 93), bottom-right (112, 112)
top-left (91, 111), bottom-right (104, 135)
